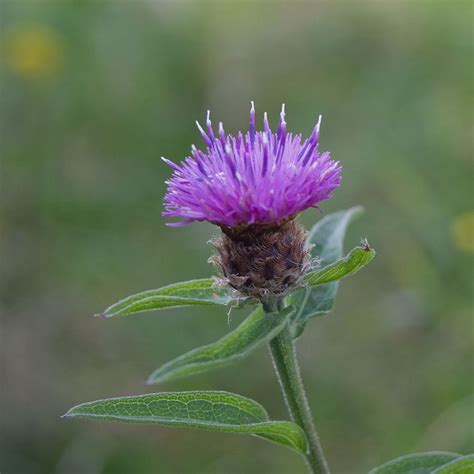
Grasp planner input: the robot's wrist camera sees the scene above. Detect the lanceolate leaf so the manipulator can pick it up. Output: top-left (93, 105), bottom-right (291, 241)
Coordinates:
top-left (63, 391), bottom-right (307, 454)
top-left (97, 278), bottom-right (233, 318)
top-left (368, 452), bottom-right (461, 474)
top-left (304, 244), bottom-right (375, 287)
top-left (290, 206), bottom-right (366, 337)
top-left (147, 305), bottom-right (294, 384)
top-left (431, 454), bottom-right (474, 473)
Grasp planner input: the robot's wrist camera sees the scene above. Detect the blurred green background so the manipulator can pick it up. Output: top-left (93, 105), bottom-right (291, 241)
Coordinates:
top-left (1, 1), bottom-right (473, 473)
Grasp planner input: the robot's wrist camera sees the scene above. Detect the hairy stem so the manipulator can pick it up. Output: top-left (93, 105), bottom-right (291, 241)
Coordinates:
top-left (265, 301), bottom-right (330, 474)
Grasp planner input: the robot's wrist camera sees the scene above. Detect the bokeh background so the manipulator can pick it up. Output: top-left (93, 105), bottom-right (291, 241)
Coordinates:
top-left (1, 1), bottom-right (473, 473)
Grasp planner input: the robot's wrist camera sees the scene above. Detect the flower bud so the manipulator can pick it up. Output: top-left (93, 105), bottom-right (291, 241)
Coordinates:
top-left (210, 218), bottom-right (312, 299)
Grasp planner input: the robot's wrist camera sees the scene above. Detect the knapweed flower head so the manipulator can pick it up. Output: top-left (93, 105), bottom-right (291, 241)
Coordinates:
top-left (163, 103), bottom-right (341, 228)
top-left (163, 103), bottom-right (342, 300)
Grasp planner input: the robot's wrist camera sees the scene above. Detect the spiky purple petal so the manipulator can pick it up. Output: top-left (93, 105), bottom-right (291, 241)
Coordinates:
top-left (163, 104), bottom-right (342, 227)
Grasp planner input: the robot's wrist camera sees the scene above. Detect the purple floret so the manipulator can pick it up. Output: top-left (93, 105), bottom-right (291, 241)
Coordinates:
top-left (163, 103), bottom-right (342, 227)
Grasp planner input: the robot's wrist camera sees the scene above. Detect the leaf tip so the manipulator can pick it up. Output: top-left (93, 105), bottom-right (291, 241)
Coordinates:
top-left (350, 205), bottom-right (365, 217)
top-left (61, 409), bottom-right (73, 418)
top-left (94, 312), bottom-right (109, 319)
top-left (145, 371), bottom-right (165, 385)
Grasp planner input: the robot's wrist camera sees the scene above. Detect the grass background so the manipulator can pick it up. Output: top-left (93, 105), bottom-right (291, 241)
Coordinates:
top-left (1, 1), bottom-right (473, 473)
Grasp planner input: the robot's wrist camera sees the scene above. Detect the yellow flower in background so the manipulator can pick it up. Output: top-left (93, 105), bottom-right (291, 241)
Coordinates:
top-left (3, 24), bottom-right (63, 80)
top-left (452, 212), bottom-right (474, 254)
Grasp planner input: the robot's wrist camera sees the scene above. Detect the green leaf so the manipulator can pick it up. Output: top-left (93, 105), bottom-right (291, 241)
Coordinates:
top-left (290, 206), bottom-right (366, 337)
top-left (97, 278), bottom-right (233, 318)
top-left (304, 244), bottom-right (375, 287)
top-left (368, 452), bottom-right (461, 474)
top-left (63, 390), bottom-right (307, 454)
top-left (147, 305), bottom-right (294, 384)
top-left (431, 454), bottom-right (474, 474)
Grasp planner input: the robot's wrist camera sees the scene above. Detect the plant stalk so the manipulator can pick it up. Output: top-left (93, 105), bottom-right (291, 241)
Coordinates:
top-left (265, 301), bottom-right (330, 474)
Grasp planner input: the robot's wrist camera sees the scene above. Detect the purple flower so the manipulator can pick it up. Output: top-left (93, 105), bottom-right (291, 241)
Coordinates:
top-left (162, 103), bottom-right (342, 228)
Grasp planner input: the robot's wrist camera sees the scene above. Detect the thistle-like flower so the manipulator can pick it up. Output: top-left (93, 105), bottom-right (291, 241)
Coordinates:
top-left (163, 103), bottom-right (342, 299)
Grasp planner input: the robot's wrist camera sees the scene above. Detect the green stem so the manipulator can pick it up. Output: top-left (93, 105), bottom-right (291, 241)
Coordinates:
top-left (265, 301), bottom-right (330, 474)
